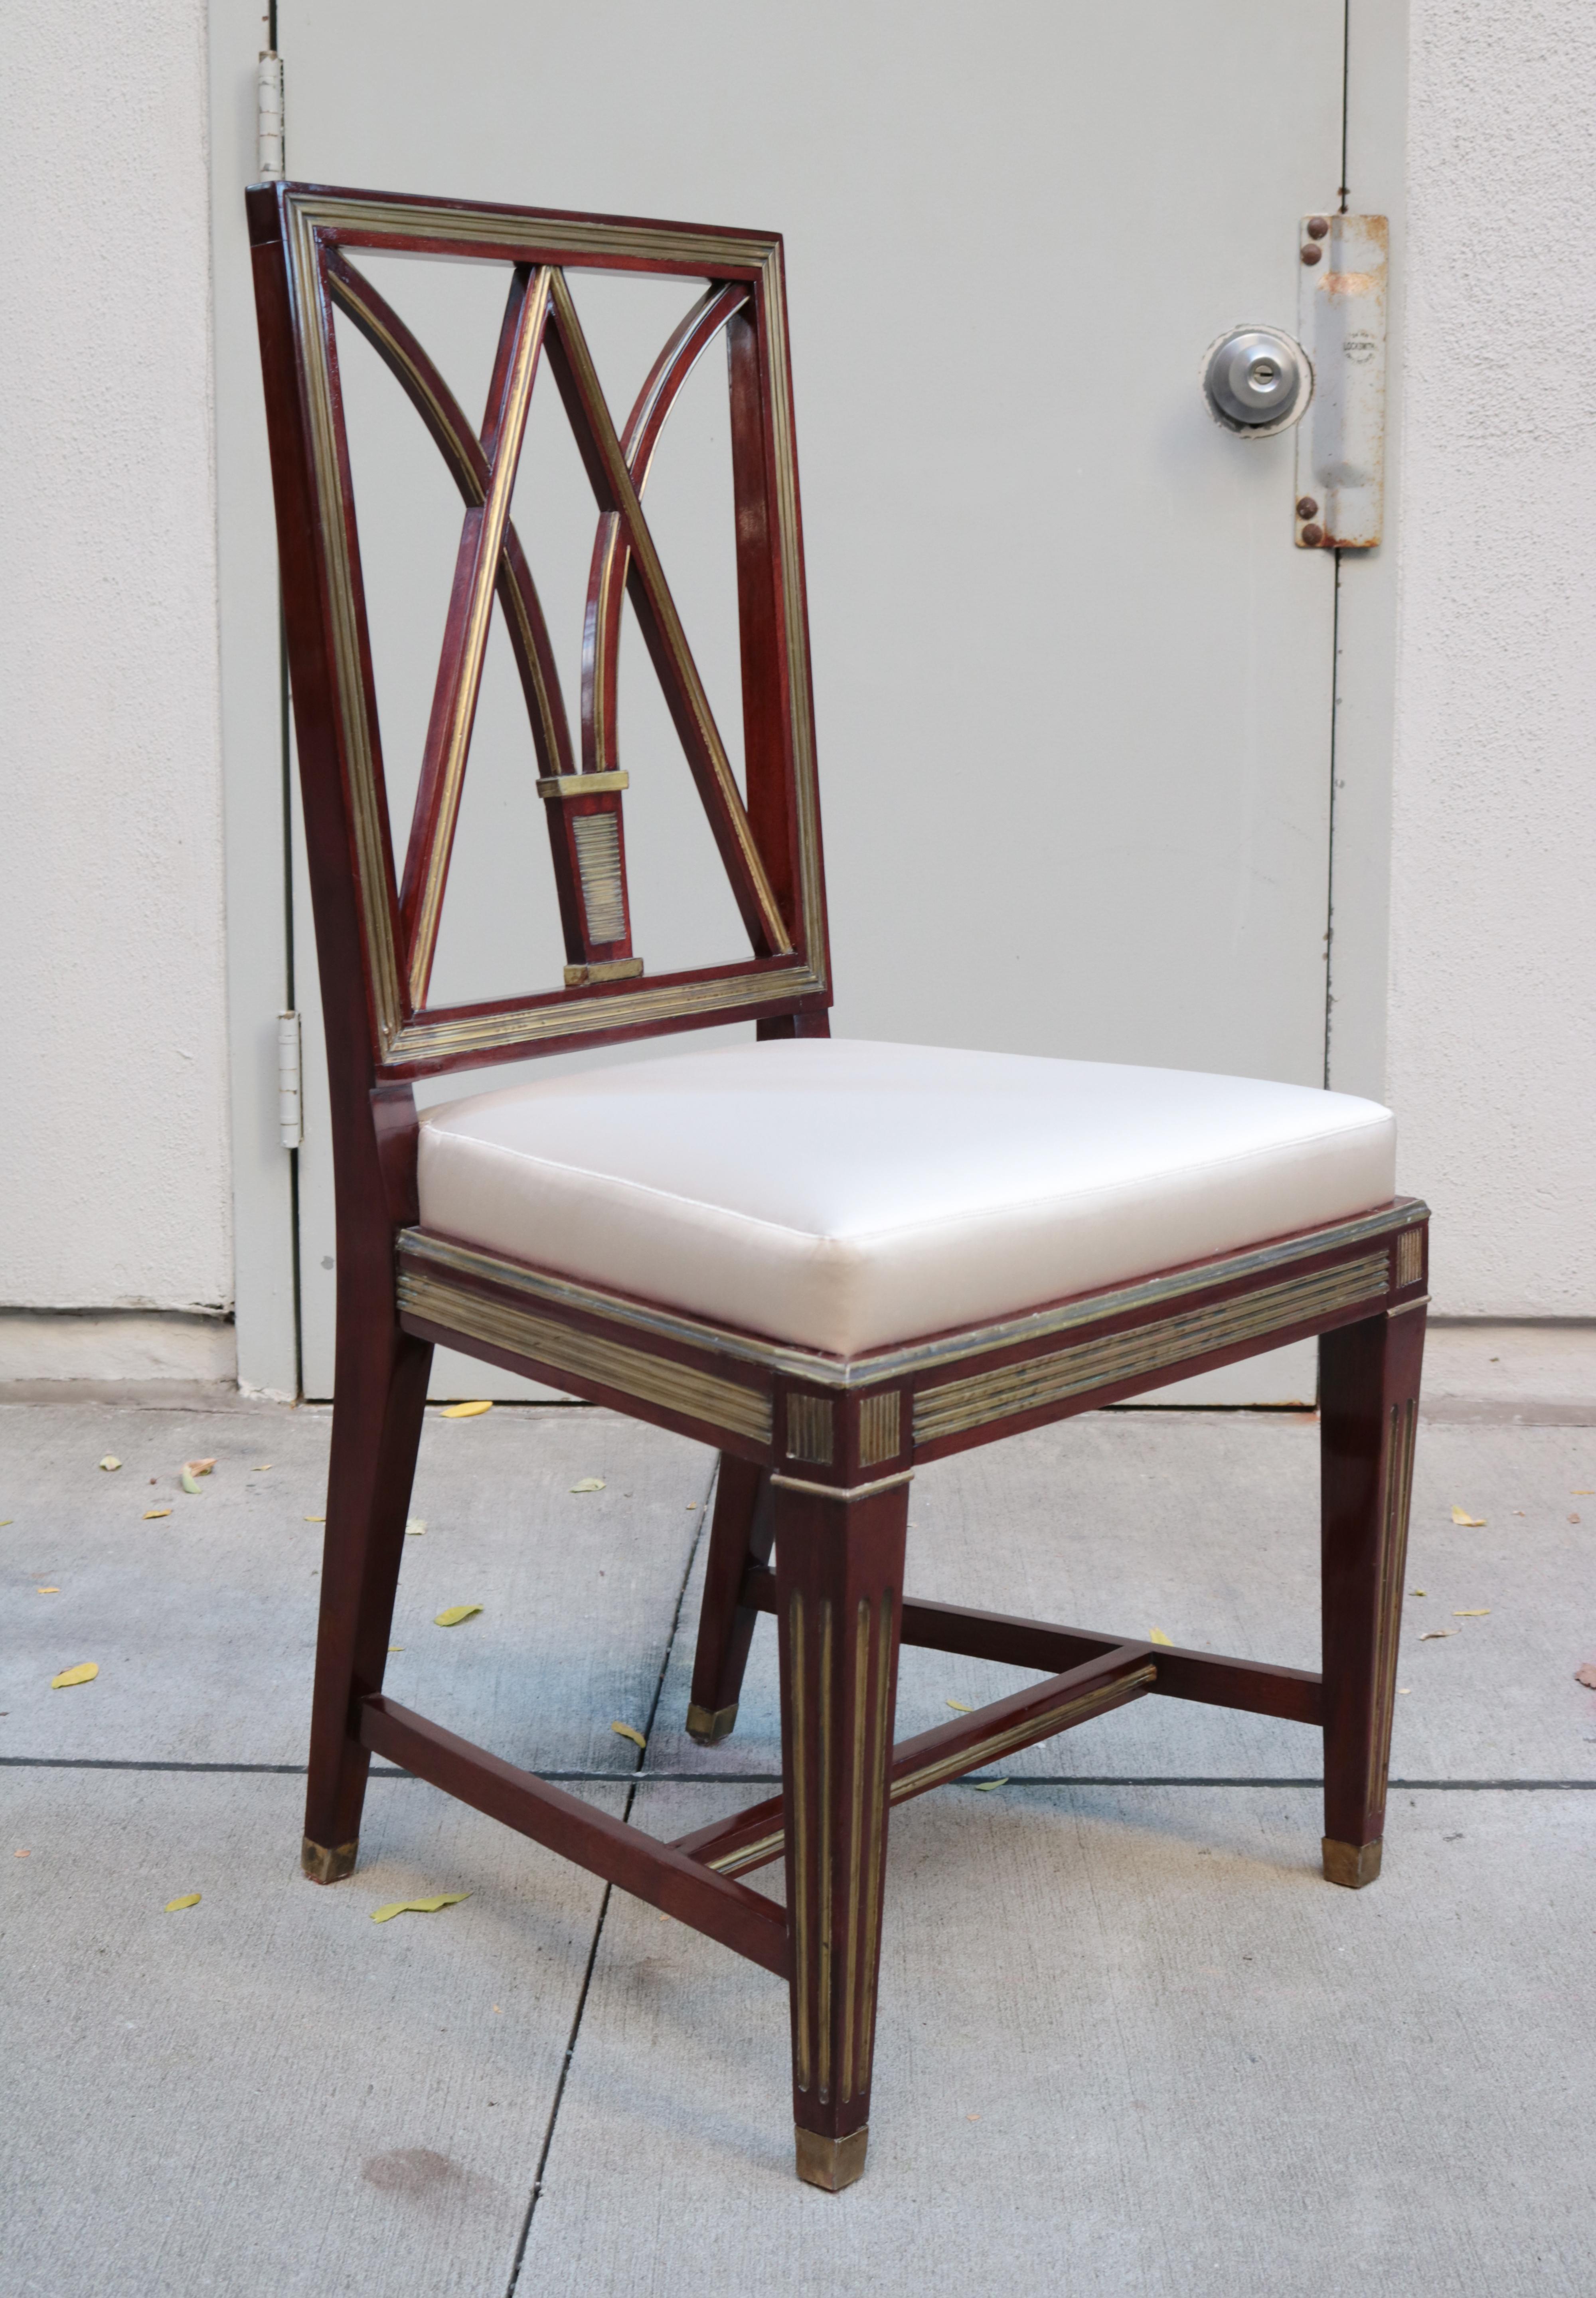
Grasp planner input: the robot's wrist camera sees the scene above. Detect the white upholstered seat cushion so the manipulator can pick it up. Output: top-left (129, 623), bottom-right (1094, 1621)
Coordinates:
top-left (417, 1040), bottom-right (1396, 1358)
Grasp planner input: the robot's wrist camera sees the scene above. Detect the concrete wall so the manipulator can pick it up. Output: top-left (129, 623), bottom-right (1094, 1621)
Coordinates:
top-left (2, 2), bottom-right (1592, 1377)
top-left (0, 0), bottom-right (234, 1374)
top-left (1390, 0), bottom-right (1596, 1314)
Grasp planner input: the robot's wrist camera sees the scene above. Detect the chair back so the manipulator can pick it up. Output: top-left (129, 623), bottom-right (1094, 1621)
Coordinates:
top-left (248, 182), bottom-right (831, 1090)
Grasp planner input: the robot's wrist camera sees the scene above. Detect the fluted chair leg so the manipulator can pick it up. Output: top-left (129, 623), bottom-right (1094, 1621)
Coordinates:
top-left (1319, 1304), bottom-right (1426, 1888)
top-left (685, 1459), bottom-right (774, 1745)
top-left (302, 1310), bottom-right (433, 1881)
top-left (773, 1471), bottom-right (908, 2189)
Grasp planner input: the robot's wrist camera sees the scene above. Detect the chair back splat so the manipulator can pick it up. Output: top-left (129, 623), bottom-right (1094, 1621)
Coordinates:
top-left (250, 180), bottom-right (1428, 2195)
top-left (248, 180), bottom-right (829, 1102)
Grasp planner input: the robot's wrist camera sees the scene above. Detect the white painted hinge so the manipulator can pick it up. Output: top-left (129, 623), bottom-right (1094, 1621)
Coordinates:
top-left (277, 1010), bottom-right (303, 1149)
top-left (256, 51), bottom-right (285, 180)
top-left (1294, 213), bottom-right (1388, 549)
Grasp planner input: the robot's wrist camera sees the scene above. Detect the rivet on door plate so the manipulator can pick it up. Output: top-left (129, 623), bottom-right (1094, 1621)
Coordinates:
top-left (1295, 214), bottom-right (1388, 549)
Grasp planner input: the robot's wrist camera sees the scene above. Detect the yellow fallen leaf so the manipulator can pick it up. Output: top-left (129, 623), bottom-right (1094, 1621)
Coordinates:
top-left (570, 1478), bottom-right (606, 1493)
top-left (434, 1603), bottom-right (482, 1627)
top-left (51, 1662), bottom-right (98, 1688)
top-left (1149, 1627), bottom-right (1174, 1646)
top-left (405, 1518), bottom-right (426, 1537)
top-left (1409, 1588), bottom-right (1428, 1597)
top-left (180, 1471), bottom-right (202, 1495)
top-left (1451, 1506), bottom-right (1486, 1526)
top-left (387, 1645), bottom-right (405, 1654)
top-left (1418, 1630), bottom-right (1454, 1641)
top-left (184, 1459), bottom-right (216, 1478)
top-left (370, 1892), bottom-right (470, 1923)
top-left (946, 1698), bottom-right (973, 1712)
top-left (304, 1515), bottom-right (325, 1523)
top-left (971, 1778), bottom-right (1008, 1791)
top-left (36, 1586), bottom-right (59, 1594)
top-left (1572, 1490), bottom-right (1594, 1496)
top-left (0, 1519), bottom-right (12, 1528)
top-left (1454, 1608), bottom-right (1490, 1617)
top-left (440, 1401), bottom-right (492, 1419)
top-left (611, 1720), bottom-right (647, 1749)
top-left (253, 1465), bottom-right (273, 1472)
top-left (164, 1893), bottom-right (201, 1912)
top-left (1397, 1687), bottom-right (1412, 1695)
top-left (143, 1507), bottom-right (172, 1520)
top-left (99, 1456), bottom-right (121, 1472)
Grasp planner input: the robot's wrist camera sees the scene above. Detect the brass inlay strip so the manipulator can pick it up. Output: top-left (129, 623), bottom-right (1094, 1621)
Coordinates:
top-left (816, 1598), bottom-right (834, 2104)
top-left (383, 961), bottom-right (826, 1066)
top-left (537, 770), bottom-right (628, 798)
top-left (891, 1666), bottom-right (1157, 1800)
top-left (913, 1255), bottom-right (1390, 1444)
top-left (858, 1392), bottom-right (901, 1469)
top-left (786, 1394), bottom-right (835, 1465)
top-left (289, 208), bottom-right (406, 1052)
top-left (401, 1208), bottom-right (1422, 1397)
top-left (1395, 1226), bottom-right (1424, 1289)
top-left (756, 243), bottom-right (828, 975)
top-left (841, 1596), bottom-right (869, 2105)
top-left (408, 268), bottom-right (552, 1007)
top-left (857, 1593), bottom-right (893, 2097)
top-left (787, 1592), bottom-right (810, 2094)
top-left (396, 1268), bottom-right (770, 1443)
top-left (1366, 1396), bottom-right (1417, 1812)
top-left (290, 189), bottom-right (778, 279)
top-left (704, 1664), bottom-right (1158, 1881)
top-left (770, 1470), bottom-right (913, 1502)
top-left (705, 1825), bottom-right (786, 1877)
top-left (563, 958), bottom-right (644, 987)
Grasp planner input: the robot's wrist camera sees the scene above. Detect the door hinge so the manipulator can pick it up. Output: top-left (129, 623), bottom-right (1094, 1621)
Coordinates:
top-left (1294, 213), bottom-right (1387, 550)
top-left (277, 1010), bottom-right (303, 1149)
top-left (256, 51), bottom-right (285, 180)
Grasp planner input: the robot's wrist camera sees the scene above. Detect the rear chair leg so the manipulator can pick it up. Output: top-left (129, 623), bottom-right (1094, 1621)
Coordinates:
top-left (1319, 1305), bottom-right (1426, 1888)
top-left (685, 1459), bottom-right (774, 1745)
top-left (773, 1471), bottom-right (909, 2190)
top-left (302, 1313), bottom-right (433, 1881)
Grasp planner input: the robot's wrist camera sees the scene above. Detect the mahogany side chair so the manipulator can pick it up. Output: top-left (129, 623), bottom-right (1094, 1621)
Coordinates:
top-left (249, 181), bottom-right (1428, 2191)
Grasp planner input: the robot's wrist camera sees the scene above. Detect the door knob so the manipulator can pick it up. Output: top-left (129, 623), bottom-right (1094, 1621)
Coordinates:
top-left (1203, 326), bottom-right (1312, 435)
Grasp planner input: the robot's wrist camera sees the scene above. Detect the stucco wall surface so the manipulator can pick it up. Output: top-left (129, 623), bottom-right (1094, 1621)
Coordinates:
top-left (0, 2), bottom-right (233, 1313)
top-left (1391, 0), bottom-right (1596, 1313)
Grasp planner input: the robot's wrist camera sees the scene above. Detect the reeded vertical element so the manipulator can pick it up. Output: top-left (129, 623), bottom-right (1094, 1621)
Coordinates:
top-left (786, 1589), bottom-right (811, 2093)
top-left (773, 1473), bottom-right (908, 2189)
top-left (840, 1595), bottom-right (870, 2102)
top-left (1366, 1397), bottom-right (1417, 1811)
top-left (401, 266), bottom-right (553, 1006)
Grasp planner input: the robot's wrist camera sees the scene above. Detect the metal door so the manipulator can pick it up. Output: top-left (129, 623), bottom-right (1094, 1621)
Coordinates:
top-left (270, 0), bottom-right (1367, 1400)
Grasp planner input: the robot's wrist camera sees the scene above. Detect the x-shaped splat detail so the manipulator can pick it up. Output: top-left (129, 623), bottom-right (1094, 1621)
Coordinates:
top-left (324, 252), bottom-right (794, 1009)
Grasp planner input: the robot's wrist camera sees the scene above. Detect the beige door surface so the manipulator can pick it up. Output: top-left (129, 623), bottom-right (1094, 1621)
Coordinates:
top-left (268, 1), bottom-right (1364, 1400)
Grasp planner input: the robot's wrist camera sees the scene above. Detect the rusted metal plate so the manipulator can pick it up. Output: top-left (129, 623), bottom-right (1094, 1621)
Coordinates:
top-left (1295, 212), bottom-right (1388, 549)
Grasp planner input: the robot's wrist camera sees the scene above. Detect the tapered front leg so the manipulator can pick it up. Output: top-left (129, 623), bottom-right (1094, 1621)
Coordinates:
top-left (772, 1470), bottom-right (909, 2191)
top-left (1319, 1304), bottom-right (1426, 1887)
top-left (685, 1459), bottom-right (774, 1745)
top-left (302, 1308), bottom-right (433, 1881)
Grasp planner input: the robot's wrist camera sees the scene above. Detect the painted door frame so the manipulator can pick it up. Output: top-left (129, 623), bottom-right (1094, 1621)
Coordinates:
top-left (208, 0), bottom-right (1408, 1399)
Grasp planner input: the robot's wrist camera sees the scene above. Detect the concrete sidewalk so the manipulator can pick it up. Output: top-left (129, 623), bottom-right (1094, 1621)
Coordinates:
top-left (3, 1394), bottom-right (1594, 2296)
